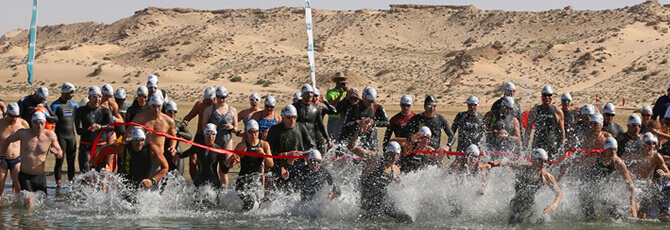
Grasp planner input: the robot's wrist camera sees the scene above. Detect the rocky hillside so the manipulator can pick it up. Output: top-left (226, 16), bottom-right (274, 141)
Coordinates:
top-left (1, 1), bottom-right (670, 107)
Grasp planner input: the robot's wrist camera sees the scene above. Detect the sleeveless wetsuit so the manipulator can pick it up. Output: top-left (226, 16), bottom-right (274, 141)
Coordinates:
top-left (360, 163), bottom-right (412, 222)
top-left (235, 141), bottom-right (264, 211)
top-left (580, 157), bottom-right (619, 221)
top-left (180, 143), bottom-right (226, 187)
top-left (208, 105), bottom-right (234, 148)
top-left (119, 142), bottom-right (152, 187)
top-left (508, 168), bottom-right (545, 225)
top-left (532, 105), bottom-right (560, 159)
top-left (452, 111), bottom-right (484, 153)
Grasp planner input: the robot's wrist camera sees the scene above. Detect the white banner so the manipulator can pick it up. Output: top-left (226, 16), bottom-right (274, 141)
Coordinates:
top-left (305, 0), bottom-right (316, 88)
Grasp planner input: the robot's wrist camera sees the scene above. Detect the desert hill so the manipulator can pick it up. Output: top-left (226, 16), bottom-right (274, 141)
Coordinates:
top-left (1, 1), bottom-right (670, 108)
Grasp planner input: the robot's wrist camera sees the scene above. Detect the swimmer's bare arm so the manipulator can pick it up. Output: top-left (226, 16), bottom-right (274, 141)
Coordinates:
top-left (555, 108), bottom-right (565, 143)
top-left (261, 141), bottom-right (274, 168)
top-left (182, 101), bottom-right (203, 126)
top-left (142, 144), bottom-right (168, 188)
top-left (47, 131), bottom-right (63, 159)
top-left (654, 153), bottom-right (670, 178)
top-left (544, 172), bottom-right (562, 214)
top-left (614, 157), bottom-right (637, 217)
top-left (524, 107), bottom-right (537, 148)
top-left (166, 118), bottom-right (177, 154)
top-left (230, 107), bottom-right (239, 134)
top-left (509, 118), bottom-right (522, 143)
top-left (0, 130), bottom-right (23, 157)
top-left (200, 106), bottom-right (212, 133)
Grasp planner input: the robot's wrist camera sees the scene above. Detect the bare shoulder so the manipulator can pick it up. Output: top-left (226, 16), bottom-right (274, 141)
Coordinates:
top-left (20, 119), bottom-right (30, 128)
top-left (46, 130), bottom-right (59, 139)
top-left (229, 105), bottom-right (238, 113)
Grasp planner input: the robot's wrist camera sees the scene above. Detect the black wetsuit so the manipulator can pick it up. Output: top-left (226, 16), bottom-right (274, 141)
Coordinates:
top-left (180, 143), bottom-right (226, 187)
top-left (17, 95), bottom-right (58, 125)
top-left (485, 112), bottom-right (520, 156)
top-left (235, 141), bottom-right (265, 211)
top-left (563, 108), bottom-right (580, 150)
top-left (360, 163), bottom-right (412, 222)
top-left (602, 122), bottom-right (624, 141)
top-left (532, 105), bottom-right (560, 159)
top-left (341, 102), bottom-right (389, 153)
top-left (118, 142), bottom-right (152, 187)
top-left (287, 165), bottom-right (339, 202)
top-left (336, 98), bottom-right (360, 143)
top-left (266, 123), bottom-right (314, 190)
top-left (126, 100), bottom-right (148, 123)
top-left (314, 102), bottom-right (337, 153)
top-left (51, 98), bottom-right (79, 181)
top-left (208, 105), bottom-right (234, 148)
top-left (383, 111), bottom-right (416, 149)
top-left (293, 101), bottom-right (331, 154)
top-left (115, 101), bottom-right (129, 135)
top-left (579, 157), bottom-right (620, 221)
top-left (452, 111), bottom-right (484, 153)
top-left (163, 120), bottom-right (191, 174)
top-left (508, 168), bottom-right (546, 225)
top-left (617, 133), bottom-right (643, 159)
top-left (75, 105), bottom-right (113, 172)
top-left (398, 137), bottom-right (432, 173)
top-left (405, 113), bottom-right (454, 150)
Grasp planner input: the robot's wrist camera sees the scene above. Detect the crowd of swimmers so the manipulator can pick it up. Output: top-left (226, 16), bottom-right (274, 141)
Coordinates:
top-left (0, 72), bottom-right (669, 225)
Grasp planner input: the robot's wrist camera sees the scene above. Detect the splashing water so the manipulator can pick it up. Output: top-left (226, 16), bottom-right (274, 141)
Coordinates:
top-left (0, 146), bottom-right (668, 229)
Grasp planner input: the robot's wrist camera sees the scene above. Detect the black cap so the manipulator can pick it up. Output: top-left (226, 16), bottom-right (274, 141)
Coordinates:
top-left (424, 95), bottom-right (437, 105)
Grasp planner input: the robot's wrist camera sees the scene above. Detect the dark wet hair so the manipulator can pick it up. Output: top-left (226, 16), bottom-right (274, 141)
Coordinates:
top-left (424, 95), bottom-right (437, 105)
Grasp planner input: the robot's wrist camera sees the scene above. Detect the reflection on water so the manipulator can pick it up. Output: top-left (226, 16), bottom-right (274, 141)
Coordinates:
top-left (1, 149), bottom-right (669, 229)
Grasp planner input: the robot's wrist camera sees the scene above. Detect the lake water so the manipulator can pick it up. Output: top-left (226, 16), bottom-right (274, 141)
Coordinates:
top-left (1, 157), bottom-right (669, 229)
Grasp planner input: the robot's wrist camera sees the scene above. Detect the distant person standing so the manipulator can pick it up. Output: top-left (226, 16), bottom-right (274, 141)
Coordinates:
top-left (126, 86), bottom-right (149, 125)
top-left (491, 82), bottom-right (522, 125)
top-left (383, 95), bottom-right (416, 148)
top-left (238, 93), bottom-right (262, 125)
top-left (50, 83), bottom-right (79, 186)
top-left (18, 87), bottom-right (58, 126)
top-left (652, 83), bottom-right (670, 121)
top-left (326, 72), bottom-right (349, 141)
top-left (114, 88), bottom-right (129, 138)
top-left (75, 86), bottom-right (114, 172)
top-left (249, 96), bottom-right (282, 141)
top-left (451, 96), bottom-right (484, 153)
top-left (602, 103), bottom-right (625, 139)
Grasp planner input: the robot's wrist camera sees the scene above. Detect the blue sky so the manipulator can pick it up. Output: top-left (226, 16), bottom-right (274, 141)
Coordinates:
top-left (0, 1), bottom-right (663, 35)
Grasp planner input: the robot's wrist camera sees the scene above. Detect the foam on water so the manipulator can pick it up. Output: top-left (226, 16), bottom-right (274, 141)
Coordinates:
top-left (1, 145), bottom-right (669, 229)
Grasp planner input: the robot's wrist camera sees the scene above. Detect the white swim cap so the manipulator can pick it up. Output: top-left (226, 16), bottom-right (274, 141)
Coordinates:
top-left (166, 100), bottom-right (178, 112)
top-left (501, 96), bottom-right (515, 107)
top-left (561, 92), bottom-right (572, 101)
top-left (643, 132), bottom-right (658, 144)
top-left (590, 113), bottom-right (604, 125)
top-left (88, 86), bottom-right (102, 96)
top-left (466, 144), bottom-right (480, 157)
top-left (114, 88), bottom-right (127, 100)
top-left (603, 103), bottom-right (615, 115)
top-left (541, 85), bottom-right (553, 95)
top-left (130, 126), bottom-right (146, 141)
top-left (101, 84), bottom-right (114, 96)
top-left (61, 82), bottom-right (76, 93)
top-left (503, 82), bottom-right (516, 92)
top-left (204, 123), bottom-right (217, 134)
top-left (418, 126), bottom-right (432, 137)
top-left (203, 87), bottom-right (215, 100)
top-left (6, 103), bottom-right (19, 116)
top-left (641, 105), bottom-right (652, 114)
top-left (265, 96), bottom-right (277, 107)
top-left (400, 95), bottom-right (413, 106)
top-left (293, 92), bottom-right (302, 100)
top-left (300, 84), bottom-right (314, 94)
top-left (313, 87), bottom-right (321, 96)
top-left (627, 114), bottom-right (642, 125)
top-left (137, 86), bottom-right (148, 95)
top-left (147, 75), bottom-right (158, 88)
top-left (36, 87), bottom-right (49, 99)
top-left (604, 137), bottom-right (618, 150)
top-left (385, 141), bottom-right (402, 154)
top-left (363, 87), bottom-right (378, 101)
top-left (466, 95), bottom-right (479, 105)
top-left (581, 104), bottom-right (595, 115)
top-left (216, 86), bottom-right (228, 97)
top-left (532, 148), bottom-right (548, 160)
top-left (149, 94), bottom-right (164, 106)
top-left (250, 93), bottom-right (261, 101)
top-left (246, 119), bottom-right (259, 132)
top-left (281, 105), bottom-right (298, 117)
top-left (308, 149), bottom-right (322, 160)
top-left (32, 111), bottom-right (46, 121)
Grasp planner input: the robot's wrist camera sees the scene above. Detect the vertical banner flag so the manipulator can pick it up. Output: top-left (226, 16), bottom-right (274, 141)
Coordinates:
top-left (305, 0), bottom-right (317, 88)
top-left (27, 0), bottom-right (38, 85)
